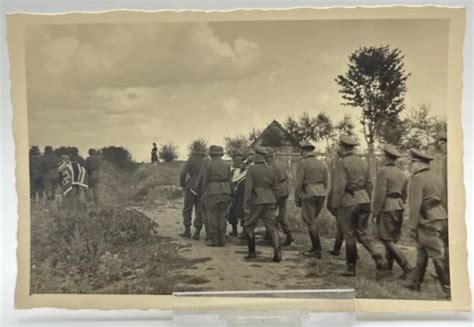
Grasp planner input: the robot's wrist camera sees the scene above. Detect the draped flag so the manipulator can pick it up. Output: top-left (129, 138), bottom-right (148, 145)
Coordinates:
top-left (58, 161), bottom-right (88, 196)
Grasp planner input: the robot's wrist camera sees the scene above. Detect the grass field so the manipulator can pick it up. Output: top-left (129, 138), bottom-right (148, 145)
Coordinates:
top-left (29, 161), bottom-right (447, 300)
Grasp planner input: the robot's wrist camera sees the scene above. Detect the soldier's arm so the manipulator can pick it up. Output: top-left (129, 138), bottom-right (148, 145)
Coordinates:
top-left (323, 162), bottom-right (329, 191)
top-left (408, 176), bottom-right (423, 230)
top-left (371, 169), bottom-right (386, 216)
top-left (331, 161), bottom-right (347, 209)
top-left (179, 161), bottom-right (190, 188)
top-left (193, 164), bottom-right (205, 193)
top-left (244, 168), bottom-right (254, 209)
top-left (365, 161), bottom-right (374, 199)
top-left (401, 175), bottom-right (409, 203)
top-left (294, 161), bottom-right (304, 201)
top-left (201, 163), bottom-right (209, 193)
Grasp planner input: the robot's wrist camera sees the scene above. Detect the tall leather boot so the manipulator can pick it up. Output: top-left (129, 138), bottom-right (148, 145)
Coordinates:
top-left (433, 259), bottom-right (451, 297)
top-left (179, 225), bottom-right (191, 238)
top-left (271, 230), bottom-right (282, 262)
top-left (384, 246), bottom-right (394, 273)
top-left (244, 232), bottom-right (256, 259)
top-left (340, 241), bottom-right (357, 277)
top-left (302, 231), bottom-right (322, 258)
top-left (384, 242), bottom-right (414, 279)
top-left (229, 224), bottom-right (238, 237)
top-left (192, 228), bottom-right (201, 240)
top-left (282, 232), bottom-right (294, 246)
top-left (404, 255), bottom-right (428, 292)
top-left (329, 228), bottom-right (343, 256)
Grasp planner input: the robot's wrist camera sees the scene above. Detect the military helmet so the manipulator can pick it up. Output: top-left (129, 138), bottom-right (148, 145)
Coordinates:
top-left (382, 144), bottom-right (402, 158)
top-left (29, 146), bottom-right (40, 155)
top-left (339, 135), bottom-right (358, 146)
top-left (44, 145), bottom-right (53, 153)
top-left (410, 149), bottom-right (435, 163)
top-left (209, 145), bottom-right (224, 156)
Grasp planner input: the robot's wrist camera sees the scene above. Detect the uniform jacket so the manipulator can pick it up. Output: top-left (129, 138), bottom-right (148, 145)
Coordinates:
top-left (331, 151), bottom-right (373, 208)
top-left (29, 154), bottom-right (43, 179)
top-left (244, 160), bottom-right (278, 206)
top-left (41, 152), bottom-right (60, 180)
top-left (202, 157), bottom-right (231, 196)
top-left (372, 162), bottom-right (408, 216)
top-left (85, 155), bottom-right (101, 180)
top-left (408, 166), bottom-right (447, 230)
top-left (180, 155), bottom-right (205, 190)
top-left (193, 158), bottom-right (209, 195)
top-left (269, 160), bottom-right (290, 198)
top-left (70, 154), bottom-right (85, 166)
top-left (295, 153), bottom-right (328, 201)
top-left (326, 157), bottom-right (340, 214)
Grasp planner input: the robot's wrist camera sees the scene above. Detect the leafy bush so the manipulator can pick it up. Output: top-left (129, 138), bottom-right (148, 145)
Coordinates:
top-left (159, 143), bottom-right (178, 162)
top-left (100, 146), bottom-right (137, 170)
top-left (187, 138), bottom-right (208, 157)
top-left (224, 134), bottom-right (250, 156)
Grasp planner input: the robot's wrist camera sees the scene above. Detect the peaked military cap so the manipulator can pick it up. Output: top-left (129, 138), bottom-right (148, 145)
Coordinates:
top-left (410, 149), bottom-right (435, 162)
top-left (439, 131), bottom-right (447, 142)
top-left (339, 135), bottom-right (358, 146)
top-left (254, 145), bottom-right (268, 156)
top-left (230, 149), bottom-right (243, 157)
top-left (300, 143), bottom-right (315, 151)
top-left (209, 145), bottom-right (224, 156)
top-left (264, 147), bottom-right (275, 158)
top-left (382, 144), bottom-right (402, 158)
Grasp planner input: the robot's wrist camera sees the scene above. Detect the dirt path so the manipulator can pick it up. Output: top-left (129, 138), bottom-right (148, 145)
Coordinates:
top-left (136, 200), bottom-right (447, 300)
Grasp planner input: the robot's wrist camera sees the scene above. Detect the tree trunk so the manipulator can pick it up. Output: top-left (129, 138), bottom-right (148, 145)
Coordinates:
top-left (367, 142), bottom-right (376, 180)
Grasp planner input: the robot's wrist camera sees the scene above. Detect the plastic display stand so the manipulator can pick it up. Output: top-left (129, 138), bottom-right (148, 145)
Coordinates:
top-left (172, 289), bottom-right (355, 326)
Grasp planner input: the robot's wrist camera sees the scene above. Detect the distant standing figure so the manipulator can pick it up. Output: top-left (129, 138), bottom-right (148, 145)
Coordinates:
top-left (228, 149), bottom-right (245, 237)
top-left (151, 143), bottom-right (159, 164)
top-left (70, 147), bottom-right (85, 166)
top-left (85, 148), bottom-right (101, 205)
top-left (29, 146), bottom-right (44, 202)
top-left (41, 145), bottom-right (60, 202)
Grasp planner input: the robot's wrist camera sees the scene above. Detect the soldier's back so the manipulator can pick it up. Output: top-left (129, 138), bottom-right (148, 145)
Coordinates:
top-left (302, 156), bottom-right (327, 184)
top-left (206, 158), bottom-right (231, 196)
top-left (342, 154), bottom-right (368, 186)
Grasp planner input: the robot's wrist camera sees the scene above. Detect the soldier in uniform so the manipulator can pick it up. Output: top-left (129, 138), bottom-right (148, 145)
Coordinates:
top-left (295, 144), bottom-right (328, 258)
top-left (192, 156), bottom-right (211, 241)
top-left (85, 148), bottom-right (101, 205)
top-left (151, 142), bottom-right (159, 165)
top-left (265, 148), bottom-right (294, 246)
top-left (327, 147), bottom-right (345, 256)
top-left (202, 145), bottom-right (232, 246)
top-left (179, 149), bottom-right (206, 238)
top-left (438, 132), bottom-right (449, 279)
top-left (228, 149), bottom-right (245, 237)
top-left (331, 135), bottom-right (387, 276)
top-left (404, 149), bottom-right (450, 296)
top-left (244, 146), bottom-right (282, 262)
top-left (371, 144), bottom-right (413, 278)
top-left (41, 145), bottom-right (60, 202)
top-left (29, 146), bottom-right (44, 202)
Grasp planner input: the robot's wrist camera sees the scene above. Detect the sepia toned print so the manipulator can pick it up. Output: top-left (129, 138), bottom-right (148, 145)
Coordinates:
top-left (9, 7), bottom-right (469, 312)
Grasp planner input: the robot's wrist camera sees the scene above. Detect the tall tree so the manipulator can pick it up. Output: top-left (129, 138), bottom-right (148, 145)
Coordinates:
top-left (314, 112), bottom-right (335, 151)
top-left (284, 116), bottom-right (306, 144)
top-left (401, 104), bottom-right (446, 150)
top-left (335, 114), bottom-right (356, 137)
top-left (224, 134), bottom-right (250, 156)
top-left (335, 45), bottom-right (410, 154)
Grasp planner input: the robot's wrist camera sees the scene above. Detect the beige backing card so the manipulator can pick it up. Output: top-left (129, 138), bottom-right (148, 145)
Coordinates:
top-left (8, 6), bottom-right (470, 312)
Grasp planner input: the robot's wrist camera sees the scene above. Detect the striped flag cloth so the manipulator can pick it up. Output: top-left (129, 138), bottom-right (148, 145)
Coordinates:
top-left (58, 161), bottom-right (88, 196)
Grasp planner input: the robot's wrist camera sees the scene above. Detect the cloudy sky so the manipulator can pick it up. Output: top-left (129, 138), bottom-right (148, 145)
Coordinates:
top-left (25, 19), bottom-right (449, 161)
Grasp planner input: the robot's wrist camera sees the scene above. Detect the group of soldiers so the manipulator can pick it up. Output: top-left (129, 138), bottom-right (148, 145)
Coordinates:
top-left (179, 133), bottom-right (450, 296)
top-left (29, 145), bottom-right (101, 206)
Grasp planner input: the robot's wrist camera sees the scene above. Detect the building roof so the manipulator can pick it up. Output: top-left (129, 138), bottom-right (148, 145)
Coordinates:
top-left (250, 119), bottom-right (301, 148)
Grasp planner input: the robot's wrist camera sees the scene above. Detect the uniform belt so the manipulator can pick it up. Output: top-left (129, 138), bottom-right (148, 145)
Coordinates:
top-left (345, 185), bottom-right (366, 194)
top-left (209, 179), bottom-right (229, 183)
top-left (386, 192), bottom-right (403, 199)
top-left (279, 178), bottom-right (288, 183)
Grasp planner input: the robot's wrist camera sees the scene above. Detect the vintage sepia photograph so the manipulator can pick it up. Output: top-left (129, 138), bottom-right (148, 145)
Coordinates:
top-left (8, 7), bottom-right (470, 312)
